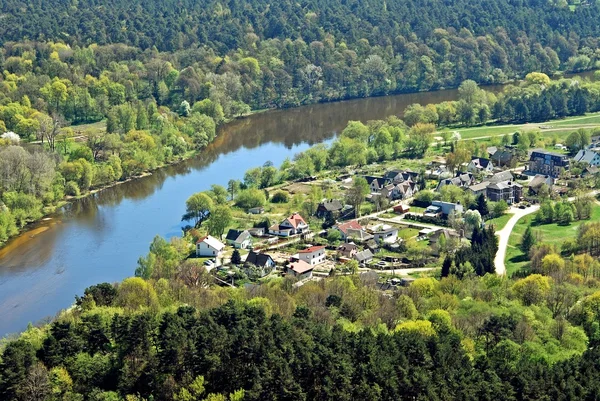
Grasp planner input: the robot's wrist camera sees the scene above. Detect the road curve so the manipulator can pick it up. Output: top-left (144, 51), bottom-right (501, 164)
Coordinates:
top-left (493, 205), bottom-right (540, 275)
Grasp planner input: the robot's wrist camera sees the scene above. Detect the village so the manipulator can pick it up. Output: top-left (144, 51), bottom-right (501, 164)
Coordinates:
top-left (189, 131), bottom-right (600, 290)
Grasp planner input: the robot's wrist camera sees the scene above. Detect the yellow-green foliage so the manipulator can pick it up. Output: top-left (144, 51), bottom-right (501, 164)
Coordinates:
top-left (395, 320), bottom-right (436, 336)
top-left (116, 277), bottom-right (159, 311)
top-left (512, 274), bottom-right (551, 306)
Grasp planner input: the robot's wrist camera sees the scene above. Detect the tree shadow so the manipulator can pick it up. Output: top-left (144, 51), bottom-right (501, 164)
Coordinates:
top-left (508, 254), bottom-right (528, 264)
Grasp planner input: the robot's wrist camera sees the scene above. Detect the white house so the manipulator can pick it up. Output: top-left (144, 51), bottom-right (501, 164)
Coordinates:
top-left (225, 229), bottom-right (252, 249)
top-left (196, 235), bottom-right (225, 257)
top-left (334, 220), bottom-right (367, 241)
top-left (296, 245), bottom-right (326, 266)
top-left (269, 212), bottom-right (309, 237)
top-left (373, 227), bottom-right (399, 244)
top-left (573, 149), bottom-right (600, 166)
top-left (287, 260), bottom-right (314, 280)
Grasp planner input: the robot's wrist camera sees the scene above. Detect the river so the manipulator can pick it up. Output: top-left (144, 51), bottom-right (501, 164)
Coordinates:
top-left (0, 71), bottom-right (594, 336)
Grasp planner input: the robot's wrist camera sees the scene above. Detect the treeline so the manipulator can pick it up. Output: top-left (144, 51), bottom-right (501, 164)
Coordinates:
top-left (2, 0), bottom-right (600, 107)
top-left (2, 268), bottom-right (600, 400)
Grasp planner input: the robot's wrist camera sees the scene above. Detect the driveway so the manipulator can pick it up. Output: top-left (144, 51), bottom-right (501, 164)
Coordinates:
top-left (494, 205), bottom-right (540, 275)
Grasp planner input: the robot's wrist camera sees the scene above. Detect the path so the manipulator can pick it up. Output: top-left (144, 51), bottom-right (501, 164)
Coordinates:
top-left (493, 204), bottom-right (540, 275)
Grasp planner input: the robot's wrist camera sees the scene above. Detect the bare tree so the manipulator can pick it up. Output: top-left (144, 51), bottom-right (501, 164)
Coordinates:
top-left (21, 362), bottom-right (51, 401)
top-left (37, 114), bottom-right (64, 152)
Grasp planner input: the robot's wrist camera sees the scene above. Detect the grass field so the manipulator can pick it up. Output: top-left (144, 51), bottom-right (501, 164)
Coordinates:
top-left (486, 213), bottom-right (513, 231)
top-left (504, 204), bottom-right (600, 275)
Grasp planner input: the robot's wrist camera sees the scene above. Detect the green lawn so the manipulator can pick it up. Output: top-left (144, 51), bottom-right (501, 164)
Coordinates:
top-left (486, 213), bottom-right (513, 231)
top-left (504, 204), bottom-right (600, 275)
top-left (397, 227), bottom-right (419, 240)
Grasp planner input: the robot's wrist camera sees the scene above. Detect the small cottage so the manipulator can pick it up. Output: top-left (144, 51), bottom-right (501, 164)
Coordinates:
top-left (337, 242), bottom-right (358, 259)
top-left (225, 229), bottom-right (252, 249)
top-left (287, 260), bottom-right (314, 280)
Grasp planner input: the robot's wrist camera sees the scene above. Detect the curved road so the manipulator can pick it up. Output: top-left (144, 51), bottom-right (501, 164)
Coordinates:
top-left (494, 205), bottom-right (540, 275)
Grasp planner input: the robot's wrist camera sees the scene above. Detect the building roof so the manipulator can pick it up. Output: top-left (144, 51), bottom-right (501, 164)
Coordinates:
top-left (245, 251), bottom-right (274, 267)
top-left (225, 229), bottom-right (250, 243)
top-left (489, 171), bottom-right (514, 183)
top-left (335, 220), bottom-right (364, 235)
top-left (470, 157), bottom-right (492, 169)
top-left (487, 146), bottom-right (498, 156)
top-left (531, 149), bottom-right (568, 158)
top-left (488, 181), bottom-right (522, 190)
top-left (529, 174), bottom-right (553, 189)
top-left (574, 149), bottom-right (599, 164)
top-left (354, 249), bottom-right (374, 262)
top-left (375, 227), bottom-right (398, 235)
top-left (298, 245), bottom-right (326, 254)
top-left (319, 199), bottom-right (343, 211)
top-left (289, 260), bottom-right (313, 274)
top-left (364, 176), bottom-right (387, 188)
top-left (469, 181), bottom-right (490, 192)
top-left (338, 242), bottom-right (358, 252)
top-left (585, 165), bottom-right (600, 175)
top-left (196, 235), bottom-right (225, 250)
top-left (284, 213), bottom-right (307, 228)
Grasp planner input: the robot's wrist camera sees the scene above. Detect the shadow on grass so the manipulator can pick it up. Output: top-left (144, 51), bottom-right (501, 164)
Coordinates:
top-left (508, 254), bottom-right (529, 264)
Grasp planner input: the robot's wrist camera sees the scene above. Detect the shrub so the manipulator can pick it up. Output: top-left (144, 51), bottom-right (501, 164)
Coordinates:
top-left (271, 191), bottom-right (289, 203)
top-left (66, 181), bottom-right (80, 196)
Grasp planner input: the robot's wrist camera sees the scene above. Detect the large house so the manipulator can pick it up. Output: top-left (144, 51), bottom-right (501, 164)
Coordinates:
top-left (287, 260), bottom-right (314, 279)
top-left (383, 169), bottom-right (420, 185)
top-left (296, 245), bottom-right (326, 266)
top-left (573, 149), bottom-right (600, 166)
top-left (529, 150), bottom-right (570, 177)
top-left (316, 199), bottom-right (344, 219)
top-left (225, 229), bottom-right (252, 249)
top-left (364, 176), bottom-right (387, 192)
top-left (196, 235), bottom-right (225, 257)
top-left (373, 227), bottom-right (399, 244)
top-left (489, 147), bottom-right (518, 167)
top-left (487, 181), bottom-right (522, 204)
top-left (269, 213), bottom-right (309, 237)
top-left (467, 157), bottom-right (494, 174)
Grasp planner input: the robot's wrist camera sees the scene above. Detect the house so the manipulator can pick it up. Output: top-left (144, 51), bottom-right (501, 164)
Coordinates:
top-left (374, 227), bottom-right (399, 244)
top-left (489, 171), bottom-right (514, 184)
top-left (487, 146), bottom-right (498, 156)
top-left (225, 229), bottom-right (252, 249)
top-left (589, 135), bottom-right (600, 149)
top-left (296, 245), bottom-right (326, 266)
top-left (425, 164), bottom-right (450, 180)
top-left (436, 173), bottom-right (474, 191)
top-left (468, 181), bottom-right (490, 198)
top-left (354, 249), bottom-right (374, 266)
top-left (425, 200), bottom-right (464, 217)
top-left (364, 176), bottom-right (387, 192)
top-left (528, 174), bottom-right (555, 195)
top-left (316, 199), bottom-right (344, 219)
top-left (248, 206), bottom-right (265, 214)
top-left (196, 235), bottom-right (225, 257)
top-left (429, 229), bottom-right (460, 245)
top-left (583, 165), bottom-right (600, 177)
top-left (269, 212), bottom-right (309, 237)
top-left (245, 251), bottom-right (276, 269)
top-left (467, 157), bottom-right (494, 173)
top-left (393, 204), bottom-right (410, 214)
top-left (529, 150), bottom-right (570, 177)
top-left (573, 150), bottom-right (600, 166)
top-left (248, 227), bottom-right (266, 237)
top-left (490, 147), bottom-right (518, 167)
top-left (334, 220), bottom-right (367, 241)
top-left (383, 169), bottom-right (420, 185)
top-left (486, 181), bottom-right (522, 204)
top-left (287, 260), bottom-right (314, 279)
top-left (337, 242), bottom-right (358, 259)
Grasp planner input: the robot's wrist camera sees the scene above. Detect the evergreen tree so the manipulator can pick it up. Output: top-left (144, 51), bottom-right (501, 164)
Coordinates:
top-left (231, 249), bottom-right (242, 265)
top-left (476, 194), bottom-right (489, 217)
top-left (520, 226), bottom-right (536, 255)
top-left (441, 255), bottom-right (453, 277)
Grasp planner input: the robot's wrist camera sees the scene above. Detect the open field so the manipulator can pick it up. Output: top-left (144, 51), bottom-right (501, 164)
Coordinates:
top-left (504, 204), bottom-right (600, 275)
top-left (486, 213), bottom-right (513, 231)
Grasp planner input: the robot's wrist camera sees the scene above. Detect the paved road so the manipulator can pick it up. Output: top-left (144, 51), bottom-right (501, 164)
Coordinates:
top-left (493, 205), bottom-right (540, 275)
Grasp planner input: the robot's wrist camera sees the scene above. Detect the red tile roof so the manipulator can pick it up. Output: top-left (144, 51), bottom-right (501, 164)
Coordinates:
top-left (336, 220), bottom-right (363, 235)
top-left (285, 213), bottom-right (306, 229)
top-left (298, 245), bottom-right (326, 254)
top-left (289, 260), bottom-right (313, 274)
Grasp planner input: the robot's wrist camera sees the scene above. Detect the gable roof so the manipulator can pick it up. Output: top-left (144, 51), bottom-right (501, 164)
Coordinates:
top-left (489, 171), bottom-right (513, 183)
top-left (319, 199), bottom-right (343, 211)
top-left (225, 229), bottom-right (250, 243)
top-left (289, 260), bottom-right (313, 274)
top-left (298, 245), bottom-right (326, 254)
top-left (574, 149), bottom-right (600, 164)
top-left (354, 249), bottom-right (374, 262)
top-left (469, 181), bottom-right (490, 192)
top-left (470, 157), bottom-right (492, 169)
top-left (335, 220), bottom-right (364, 235)
top-left (284, 213), bottom-right (306, 228)
top-left (529, 174), bottom-right (554, 189)
top-left (245, 251), bottom-right (274, 267)
top-left (363, 176), bottom-right (386, 187)
top-left (338, 242), bottom-right (358, 252)
top-left (196, 235), bottom-right (225, 250)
